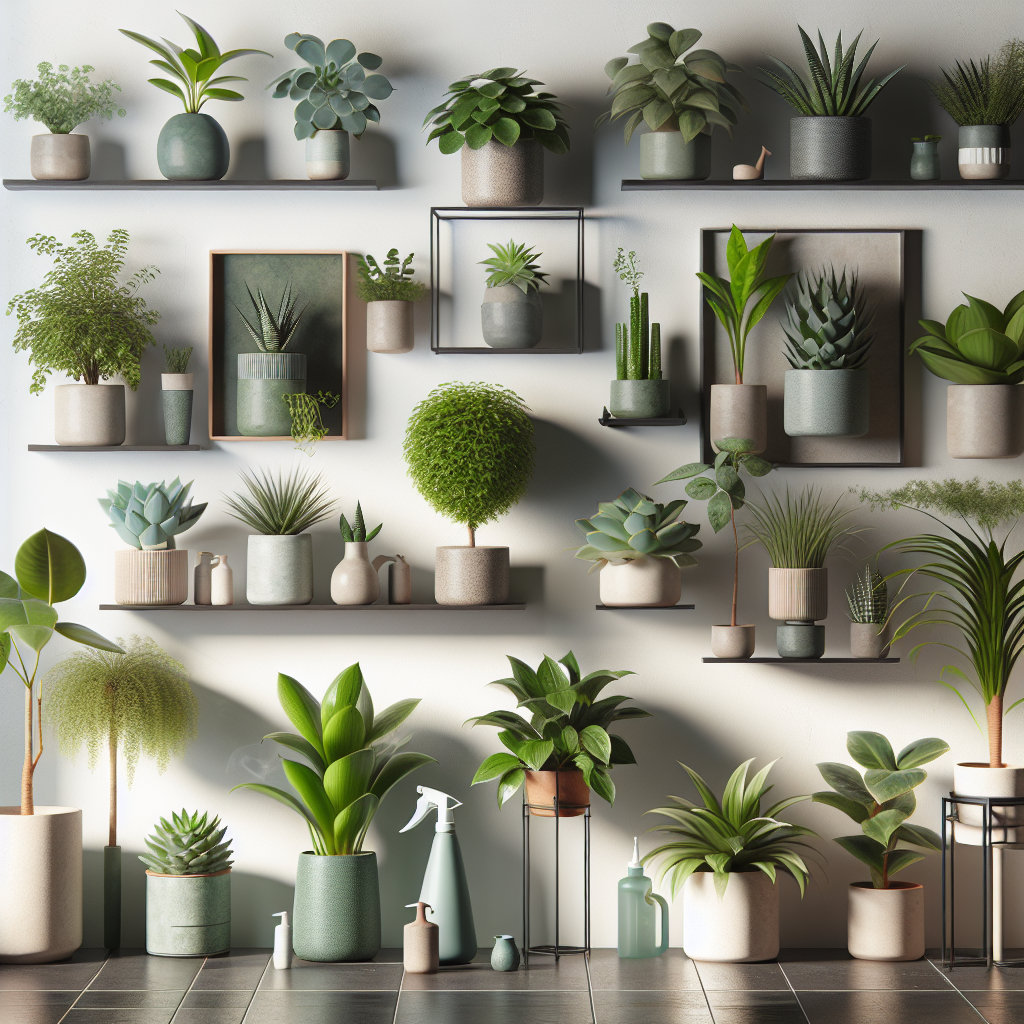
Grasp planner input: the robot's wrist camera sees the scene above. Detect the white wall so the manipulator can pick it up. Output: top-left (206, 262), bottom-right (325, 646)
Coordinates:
top-left (2, 0), bottom-right (1023, 951)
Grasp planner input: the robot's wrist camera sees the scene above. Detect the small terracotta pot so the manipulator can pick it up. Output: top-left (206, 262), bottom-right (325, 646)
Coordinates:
top-left (850, 622), bottom-right (890, 659)
top-left (768, 568), bottom-right (828, 622)
top-left (710, 384), bottom-right (767, 454)
top-left (710, 625), bottom-right (755, 659)
top-left (523, 770), bottom-right (590, 817)
top-left (847, 882), bottom-right (924, 962)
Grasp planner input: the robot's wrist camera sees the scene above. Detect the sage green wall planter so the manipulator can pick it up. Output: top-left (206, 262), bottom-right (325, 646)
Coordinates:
top-left (639, 130), bottom-right (711, 180)
top-left (236, 352), bottom-right (306, 436)
top-left (481, 285), bottom-right (542, 349)
top-left (157, 113), bottom-right (230, 181)
top-left (145, 869), bottom-right (230, 957)
top-left (784, 369), bottom-right (869, 437)
top-left (609, 379), bottom-right (670, 418)
top-left (161, 391), bottom-right (193, 446)
top-left (292, 852), bottom-right (381, 962)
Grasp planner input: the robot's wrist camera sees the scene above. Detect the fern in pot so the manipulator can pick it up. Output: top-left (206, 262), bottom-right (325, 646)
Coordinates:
top-left (356, 250), bottom-right (425, 354)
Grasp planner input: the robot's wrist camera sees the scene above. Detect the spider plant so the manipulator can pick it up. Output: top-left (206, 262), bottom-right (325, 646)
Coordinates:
top-left (746, 486), bottom-right (862, 568)
top-left (222, 468), bottom-right (336, 535)
top-left (929, 39), bottom-right (1024, 127)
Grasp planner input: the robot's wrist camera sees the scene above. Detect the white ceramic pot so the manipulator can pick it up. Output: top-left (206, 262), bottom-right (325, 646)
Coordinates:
top-left (305, 129), bottom-right (350, 180)
top-left (30, 134), bottom-right (90, 180)
top-left (435, 546), bottom-right (509, 605)
top-left (682, 871), bottom-right (778, 962)
top-left (114, 549), bottom-right (189, 605)
top-left (366, 300), bottom-right (415, 353)
top-left (850, 622), bottom-right (890, 659)
top-left (710, 625), bottom-right (755, 659)
top-left (599, 557), bottom-right (682, 607)
top-left (847, 882), bottom-right (925, 962)
top-left (709, 384), bottom-right (767, 454)
top-left (768, 567), bottom-right (828, 622)
top-left (461, 138), bottom-right (543, 207)
top-left (246, 535), bottom-right (313, 605)
top-left (952, 763), bottom-right (1024, 846)
top-left (0, 807), bottom-right (82, 963)
top-left (946, 385), bottom-right (1023, 459)
top-left (53, 383), bottom-right (126, 446)
top-left (331, 542), bottom-right (381, 605)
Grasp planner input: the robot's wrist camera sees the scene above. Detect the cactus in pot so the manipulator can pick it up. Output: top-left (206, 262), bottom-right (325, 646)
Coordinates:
top-left (479, 239), bottom-right (547, 349)
top-left (846, 565), bottom-right (890, 659)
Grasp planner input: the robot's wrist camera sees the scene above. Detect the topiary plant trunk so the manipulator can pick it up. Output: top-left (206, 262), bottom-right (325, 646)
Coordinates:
top-left (989, 693), bottom-right (1004, 768)
top-left (105, 720), bottom-right (121, 950)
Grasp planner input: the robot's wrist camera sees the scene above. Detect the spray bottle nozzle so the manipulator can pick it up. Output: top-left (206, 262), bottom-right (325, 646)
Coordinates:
top-left (400, 786), bottom-right (462, 834)
top-left (273, 911), bottom-right (289, 926)
top-left (629, 837), bottom-right (642, 869)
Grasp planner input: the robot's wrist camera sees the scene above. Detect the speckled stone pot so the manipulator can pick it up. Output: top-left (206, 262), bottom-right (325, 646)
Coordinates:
top-left (683, 871), bottom-right (779, 963)
top-left (784, 369), bottom-right (869, 437)
top-left (161, 391), bottom-right (193, 446)
top-left (54, 384), bottom-right (125, 447)
top-left (491, 936), bottom-right (520, 971)
top-left (850, 622), bottom-right (890, 659)
top-left (30, 134), bottom-right (90, 180)
top-left (776, 623), bottom-right (825, 659)
top-left (114, 549), bottom-right (189, 606)
top-left (947, 384), bottom-right (1023, 459)
top-left (709, 384), bottom-right (767, 453)
top-left (790, 116), bottom-right (871, 181)
top-left (609, 379), bottom-right (671, 418)
top-left (306, 129), bottom-right (350, 180)
top-left (435, 546), bottom-right (509, 605)
top-left (157, 113), bottom-right (229, 180)
top-left (848, 882), bottom-right (924, 962)
top-left (481, 285), bottom-right (542, 349)
top-left (461, 138), bottom-right (543, 207)
top-left (246, 535), bottom-right (313, 606)
top-left (145, 870), bottom-right (230, 957)
top-left (639, 130), bottom-right (711, 180)
top-left (710, 625), bottom-right (755, 659)
top-left (367, 300), bottom-right (415, 353)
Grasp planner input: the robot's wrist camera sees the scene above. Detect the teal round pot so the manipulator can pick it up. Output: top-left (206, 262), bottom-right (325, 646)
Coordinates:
top-left (609, 379), bottom-right (670, 418)
top-left (910, 140), bottom-right (940, 181)
top-left (157, 113), bottom-right (230, 181)
top-left (292, 852), bottom-right (381, 962)
top-left (639, 130), bottom-right (711, 180)
top-left (783, 369), bottom-right (869, 437)
top-left (145, 869), bottom-right (230, 957)
top-left (491, 935), bottom-right (520, 972)
top-left (481, 285), bottom-right (542, 349)
top-left (236, 352), bottom-right (306, 436)
top-left (776, 623), bottom-right (825, 660)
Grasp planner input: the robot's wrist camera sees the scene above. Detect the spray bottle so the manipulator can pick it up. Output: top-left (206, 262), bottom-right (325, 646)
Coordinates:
top-left (400, 786), bottom-right (477, 965)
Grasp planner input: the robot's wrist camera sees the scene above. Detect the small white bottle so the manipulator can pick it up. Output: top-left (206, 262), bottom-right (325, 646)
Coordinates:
top-left (194, 552), bottom-right (214, 605)
top-left (211, 555), bottom-right (234, 606)
top-left (272, 911), bottom-right (291, 969)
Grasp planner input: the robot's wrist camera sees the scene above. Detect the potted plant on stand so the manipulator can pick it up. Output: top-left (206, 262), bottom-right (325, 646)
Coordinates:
top-left (646, 759), bottom-right (817, 962)
top-left (4, 62), bottom-right (124, 179)
top-left (404, 382), bottom-right (535, 605)
top-left (847, 566), bottom-right (891, 659)
top-left (331, 503), bottom-right (387, 606)
top-left (479, 240), bottom-right (547, 349)
top-left (161, 345), bottom-right (194, 446)
top-left (7, 228), bottom-right (159, 447)
top-left (813, 731), bottom-right (949, 961)
top-left (0, 529), bottom-right (122, 963)
top-left (356, 250), bottom-right (425, 354)
top-left (469, 651), bottom-right (648, 814)
top-left (233, 664), bottom-right (435, 960)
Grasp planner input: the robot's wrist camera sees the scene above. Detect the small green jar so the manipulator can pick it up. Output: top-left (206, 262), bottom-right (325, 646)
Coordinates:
top-left (157, 113), bottom-right (229, 181)
top-left (910, 140), bottom-right (940, 181)
top-left (145, 869), bottom-right (230, 957)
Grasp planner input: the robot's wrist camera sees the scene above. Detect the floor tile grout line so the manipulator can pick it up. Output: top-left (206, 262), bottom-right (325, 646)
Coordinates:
top-left (166, 955), bottom-right (208, 1023)
top-left (690, 959), bottom-right (717, 1024)
top-left (391, 964), bottom-right (405, 1024)
top-left (778, 963), bottom-right (814, 1024)
top-left (925, 958), bottom-right (990, 1021)
top-left (239, 954), bottom-right (275, 1024)
top-left (55, 951), bottom-right (111, 1022)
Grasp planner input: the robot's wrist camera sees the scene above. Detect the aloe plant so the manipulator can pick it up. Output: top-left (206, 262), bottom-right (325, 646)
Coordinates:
top-left (234, 282), bottom-right (305, 353)
top-left (100, 479), bottom-right (207, 551)
top-left (782, 268), bottom-right (875, 370)
top-left (340, 503), bottom-right (381, 543)
top-left (847, 565), bottom-right (888, 625)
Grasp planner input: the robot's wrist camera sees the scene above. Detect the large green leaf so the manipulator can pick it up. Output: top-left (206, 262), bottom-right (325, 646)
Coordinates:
top-left (861, 808), bottom-right (908, 847)
top-left (53, 621), bottom-right (123, 653)
top-left (323, 705), bottom-right (365, 763)
top-left (864, 767), bottom-right (926, 804)
top-left (323, 748), bottom-right (374, 813)
top-left (368, 698), bottom-right (420, 742)
top-left (497, 768), bottom-right (525, 806)
top-left (580, 725), bottom-right (612, 765)
top-left (590, 766), bottom-right (616, 805)
top-left (369, 751), bottom-right (436, 803)
top-left (0, 571), bottom-right (21, 599)
top-left (537, 655), bottom-right (569, 694)
top-left (517, 739), bottom-right (554, 771)
top-left (957, 327), bottom-right (1017, 371)
top-left (472, 752), bottom-right (522, 783)
top-left (334, 792), bottom-right (379, 855)
top-left (15, 530), bottom-right (85, 604)
top-left (465, 710), bottom-right (538, 738)
top-left (0, 634), bottom-right (9, 674)
top-left (546, 688), bottom-right (575, 715)
top-left (277, 673), bottom-right (325, 760)
top-left (8, 624), bottom-right (52, 652)
top-left (883, 849), bottom-right (926, 878)
top-left (816, 762), bottom-right (874, 806)
top-left (282, 759), bottom-right (335, 848)
top-left (895, 823), bottom-right (942, 850)
top-left (834, 833), bottom-right (886, 873)
top-left (812, 790), bottom-right (869, 822)
top-left (895, 736), bottom-right (950, 769)
top-left (264, 731), bottom-right (326, 775)
top-left (846, 731), bottom-right (897, 770)
top-left (321, 663), bottom-right (363, 730)
top-left (230, 783), bottom-right (318, 829)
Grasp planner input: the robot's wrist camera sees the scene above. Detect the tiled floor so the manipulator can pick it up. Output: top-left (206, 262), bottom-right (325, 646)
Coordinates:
top-left (0, 946), bottom-right (1021, 1023)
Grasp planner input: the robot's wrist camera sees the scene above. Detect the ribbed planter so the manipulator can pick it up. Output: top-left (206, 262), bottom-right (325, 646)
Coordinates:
top-left (710, 624), bottom-right (755, 659)
top-left (306, 129), bottom-right (350, 180)
top-left (910, 140), bottom-right (940, 181)
top-left (54, 384), bottom-right (125, 447)
top-left (435, 546), bottom-right (509, 605)
top-left (768, 567), bottom-right (828, 622)
top-left (114, 549), bottom-right (189, 606)
top-left (246, 534), bottom-right (313, 605)
top-left (461, 138), bottom-right (543, 207)
top-left (481, 285), bottom-right (542, 349)
top-left (946, 384), bottom-right (1023, 459)
top-left (639, 130), bottom-right (711, 180)
top-left (366, 300), bottom-right (414, 353)
top-left (784, 370), bottom-right (869, 437)
top-left (958, 125), bottom-right (1010, 181)
top-left (0, 807), bottom-right (82, 964)
top-left (236, 352), bottom-right (306, 436)
top-left (790, 116), bottom-right (871, 181)
top-left (776, 623), bottom-right (825, 659)
top-left (848, 882), bottom-right (925, 962)
top-left (599, 557), bottom-right (681, 607)
top-left (157, 113), bottom-right (229, 181)
top-left (609, 379), bottom-right (671, 418)
top-left (145, 870), bottom-right (230, 957)
top-left (851, 622), bottom-right (890, 659)
top-left (709, 384), bottom-right (767, 453)
top-left (161, 373), bottom-right (194, 446)
top-left (682, 871), bottom-right (779, 963)
top-left (953, 763), bottom-right (1024, 846)
top-left (330, 542), bottom-right (381, 605)
top-left (292, 852), bottom-right (381, 962)
top-left (524, 770), bottom-right (590, 817)
top-left (30, 134), bottom-right (90, 180)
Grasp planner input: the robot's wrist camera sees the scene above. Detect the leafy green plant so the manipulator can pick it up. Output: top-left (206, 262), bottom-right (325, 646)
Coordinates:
top-left (119, 12), bottom-right (270, 114)
top-left (847, 565), bottom-right (889, 625)
top-left (745, 487), bottom-right (861, 568)
top-left (911, 134), bottom-right (942, 142)
top-left (782, 268), bottom-right (874, 370)
top-left (813, 732), bottom-right (948, 888)
top-left (7, 229), bottom-right (159, 393)
top-left (356, 250), bottom-right (425, 302)
top-left (760, 28), bottom-right (903, 116)
top-left (479, 240), bottom-right (548, 293)
top-left (598, 23), bottom-right (748, 144)
top-left (163, 345), bottom-right (193, 374)
top-left (468, 651), bottom-right (649, 807)
top-left (340, 503), bottom-right (381, 543)
top-left (4, 62), bottom-right (125, 134)
top-left (424, 68), bottom-right (569, 155)
top-left (403, 382), bottom-right (535, 546)
top-left (268, 34), bottom-right (392, 140)
top-left (1, 530), bottom-right (122, 814)
top-left (645, 759), bottom-right (818, 898)
top-left (613, 249), bottom-right (661, 382)
top-left (234, 283), bottom-right (305, 353)
top-left (100, 479), bottom-right (207, 551)
top-left (698, 226), bottom-right (792, 384)
top-left (232, 665), bottom-right (435, 855)
top-left (574, 488), bottom-right (701, 572)
top-left (283, 391), bottom-right (340, 454)
top-left (910, 288), bottom-right (1024, 385)
top-left (929, 39), bottom-right (1024, 127)
top-left (139, 810), bottom-right (233, 875)
top-left (223, 467), bottom-right (336, 536)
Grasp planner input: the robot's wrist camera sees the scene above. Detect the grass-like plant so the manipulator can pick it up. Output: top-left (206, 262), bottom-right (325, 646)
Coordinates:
top-left (355, 250), bottom-right (426, 303)
top-left (930, 39), bottom-right (1024, 127)
top-left (7, 229), bottom-right (159, 393)
top-left (283, 391), bottom-right (340, 454)
top-left (847, 565), bottom-right (889, 625)
top-left (403, 382), bottom-right (535, 546)
top-left (4, 62), bottom-right (125, 134)
top-left (613, 249), bottom-right (661, 382)
top-left (340, 503), bottom-right (381, 543)
top-left (479, 240), bottom-right (548, 293)
top-left (163, 345), bottom-right (193, 374)
top-left (223, 467), bottom-right (336, 535)
top-left (235, 283), bottom-right (305, 353)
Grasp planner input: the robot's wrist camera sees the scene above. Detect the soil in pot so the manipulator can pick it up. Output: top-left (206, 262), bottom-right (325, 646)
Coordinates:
top-left (54, 383), bottom-right (126, 447)
top-left (461, 138), bottom-right (543, 207)
top-left (682, 870), bottom-right (779, 962)
top-left (247, 535), bottom-right (313, 605)
top-left (114, 549), bottom-right (189, 606)
top-left (847, 882), bottom-right (924, 962)
top-left (946, 384), bottom-right (1024, 459)
top-left (783, 369), bottom-right (869, 437)
top-left (639, 129), bottom-right (711, 180)
top-left (524, 770), bottom-right (590, 817)
top-left (145, 870), bottom-right (230, 957)
top-left (30, 134), bottom-right (90, 180)
top-left (609, 379), bottom-right (671, 419)
top-left (481, 285), bottom-right (542, 349)
top-left (710, 625), bottom-right (755, 659)
top-left (157, 112), bottom-right (230, 180)
top-left (599, 557), bottom-right (681, 607)
top-left (435, 546), bottom-right (509, 605)
top-left (367, 300), bottom-right (414, 353)
top-left (306, 129), bottom-right (350, 180)
top-left (789, 116), bottom-right (871, 181)
top-left (709, 384), bottom-right (767, 453)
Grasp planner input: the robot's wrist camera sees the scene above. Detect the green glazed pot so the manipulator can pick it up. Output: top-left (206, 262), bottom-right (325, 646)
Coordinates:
top-left (157, 113), bottom-right (229, 181)
top-left (145, 869), bottom-right (230, 957)
top-left (292, 852), bottom-right (381, 962)
top-left (236, 352), bottom-right (306, 436)
top-left (609, 379), bottom-right (670, 418)
top-left (161, 391), bottom-right (193, 446)
top-left (776, 623), bottom-right (825, 659)
top-left (639, 130), bottom-right (711, 180)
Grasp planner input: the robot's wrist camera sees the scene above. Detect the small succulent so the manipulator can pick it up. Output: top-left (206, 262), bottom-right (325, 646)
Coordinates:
top-left (268, 34), bottom-right (393, 140)
top-left (100, 479), bottom-right (207, 551)
top-left (911, 134), bottom-right (942, 142)
top-left (847, 565), bottom-right (888, 624)
top-left (575, 488), bottom-right (702, 572)
top-left (138, 809), bottom-right (233, 876)
top-left (479, 240), bottom-right (548, 294)
top-left (356, 250), bottom-right (426, 303)
top-left (234, 283), bottom-right (305, 353)
top-left (163, 344), bottom-right (193, 374)
top-left (782, 267), bottom-right (874, 370)
top-left (340, 503), bottom-right (381, 543)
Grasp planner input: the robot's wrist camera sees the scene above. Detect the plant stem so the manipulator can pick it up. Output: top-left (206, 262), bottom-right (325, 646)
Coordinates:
top-left (988, 692), bottom-right (1004, 768)
top-left (468, 525), bottom-right (476, 548)
top-left (649, 324), bottom-right (662, 380)
top-left (22, 684), bottom-right (34, 815)
top-left (627, 296), bottom-right (641, 379)
top-left (108, 726), bottom-right (117, 848)
top-left (731, 501), bottom-right (739, 628)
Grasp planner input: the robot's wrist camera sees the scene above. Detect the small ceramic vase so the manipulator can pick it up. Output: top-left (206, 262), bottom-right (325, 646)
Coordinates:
top-left (910, 140), bottom-right (940, 181)
top-left (194, 552), bottom-right (214, 606)
top-left (733, 146), bottom-right (770, 180)
top-left (331, 542), bottom-right (394, 605)
top-left (211, 556), bottom-right (234, 606)
top-left (403, 902), bottom-right (438, 974)
top-left (490, 935), bottom-right (520, 972)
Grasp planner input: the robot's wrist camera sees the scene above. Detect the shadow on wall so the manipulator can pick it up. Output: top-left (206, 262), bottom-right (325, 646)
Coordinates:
top-left (349, 130), bottom-right (399, 188)
top-left (544, 96), bottom-right (608, 207)
top-left (529, 418), bottom-right (630, 506)
top-left (91, 140), bottom-right (127, 180)
top-left (228, 138), bottom-right (269, 180)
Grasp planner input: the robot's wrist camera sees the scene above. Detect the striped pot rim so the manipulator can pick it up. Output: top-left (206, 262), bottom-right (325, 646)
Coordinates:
top-left (237, 352), bottom-right (307, 380)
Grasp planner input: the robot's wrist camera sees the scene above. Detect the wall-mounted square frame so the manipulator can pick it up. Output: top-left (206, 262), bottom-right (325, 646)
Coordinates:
top-left (430, 206), bottom-right (584, 354)
top-left (209, 251), bottom-right (351, 441)
top-left (700, 228), bottom-right (920, 467)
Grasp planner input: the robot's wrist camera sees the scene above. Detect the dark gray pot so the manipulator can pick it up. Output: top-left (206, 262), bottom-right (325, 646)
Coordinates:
top-left (784, 369), bottom-right (869, 437)
top-left (161, 390), bottom-right (193, 446)
top-left (609, 379), bottom-right (671, 418)
top-left (481, 285), bottom-right (542, 349)
top-left (790, 117), bottom-right (871, 181)
top-left (157, 113), bottom-right (229, 181)
top-left (777, 623), bottom-right (825, 659)
top-left (145, 870), bottom-right (230, 957)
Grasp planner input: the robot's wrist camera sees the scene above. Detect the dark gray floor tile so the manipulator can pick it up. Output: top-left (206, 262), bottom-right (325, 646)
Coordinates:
top-left (75, 989), bottom-right (185, 1008)
top-left (0, 992), bottom-right (79, 1005)
top-left (696, 961), bottom-right (790, 990)
top-left (592, 988), bottom-right (714, 1022)
top-left (587, 948), bottom-right (704, 991)
top-left (400, 957), bottom-right (588, 991)
top-left (371, 948), bottom-right (403, 964)
top-left (800, 990), bottom-right (983, 1023)
top-left (939, 963), bottom-right (1024, 990)
top-left (179, 991), bottom-right (252, 1007)
top-left (189, 968), bottom-right (264, 991)
top-left (64, 1010), bottom-right (176, 1024)
top-left (394, 990), bottom-right (594, 1024)
top-left (170, 1011), bottom-right (246, 1024)
top-left (245, 989), bottom-right (397, 1024)
top-left (259, 960), bottom-right (402, 990)
top-left (705, 990), bottom-right (809, 1023)
top-left (964, 990), bottom-right (1024, 1023)
top-left (198, 950), bottom-right (270, 970)
top-left (88, 951), bottom-right (202, 991)
top-left (0, 1007), bottom-right (73, 1024)
top-left (0, 952), bottom-right (105, 991)
top-left (782, 957), bottom-right (953, 990)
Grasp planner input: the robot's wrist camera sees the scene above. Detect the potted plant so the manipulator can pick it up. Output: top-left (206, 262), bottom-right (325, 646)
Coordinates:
top-left (610, 249), bottom-right (669, 418)
top-left (101, 478), bottom-right (207, 606)
top-left (910, 134), bottom-right (942, 181)
top-left (657, 438), bottom-right (773, 658)
top-left (574, 488), bottom-right (701, 607)
top-left (47, 635), bottom-right (197, 951)
top-left (910, 288), bottom-right (1024, 459)
top-left (356, 250), bottom-right (425, 354)
top-left (646, 759), bottom-right (817, 962)
top-left (161, 345), bottom-right (194, 446)
top-left (138, 810), bottom-right (233, 956)
top-left (404, 382), bottom-right (534, 605)
top-left (745, 487), bottom-right (861, 659)
top-left (813, 731), bottom-right (949, 961)
top-left (782, 267), bottom-right (874, 438)
top-left (120, 13), bottom-right (270, 181)
top-left (478, 240), bottom-right (547, 349)
top-left (847, 565), bottom-right (890, 659)
top-left (599, 23), bottom-right (746, 180)
top-left (4, 62), bottom-right (124, 180)
top-left (929, 40), bottom-right (1024, 180)
top-left (698, 226), bottom-right (792, 452)
top-left (0, 529), bottom-right (121, 964)
top-left (232, 664), bottom-right (435, 960)
top-left (760, 28), bottom-right (903, 181)
top-left (331, 503), bottom-right (387, 605)
top-left (223, 468), bottom-right (336, 606)
top-left (424, 68), bottom-right (569, 207)
top-left (268, 34), bottom-right (393, 180)
top-left (469, 651), bottom-right (648, 816)
top-left (7, 229), bottom-right (159, 447)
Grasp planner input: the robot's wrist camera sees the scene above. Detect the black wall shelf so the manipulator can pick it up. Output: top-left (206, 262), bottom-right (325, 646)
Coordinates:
top-left (29, 444), bottom-right (205, 452)
top-left (99, 603), bottom-right (526, 611)
top-left (703, 657), bottom-right (900, 663)
top-left (622, 179), bottom-right (1024, 191)
top-left (4, 179), bottom-right (378, 191)
top-left (598, 407), bottom-right (687, 427)
top-left (596, 603), bottom-right (695, 610)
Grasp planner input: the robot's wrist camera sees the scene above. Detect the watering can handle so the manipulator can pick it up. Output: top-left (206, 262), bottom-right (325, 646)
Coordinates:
top-left (652, 893), bottom-right (669, 956)
top-left (372, 555), bottom-right (396, 572)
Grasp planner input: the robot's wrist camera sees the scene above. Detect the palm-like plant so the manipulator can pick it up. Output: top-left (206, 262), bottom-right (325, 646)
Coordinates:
top-left (223, 467), bottom-right (336, 536)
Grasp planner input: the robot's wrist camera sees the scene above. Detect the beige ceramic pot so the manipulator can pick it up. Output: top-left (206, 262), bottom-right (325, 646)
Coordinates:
top-left (768, 568), bottom-right (828, 622)
top-left (435, 546), bottom-right (509, 605)
top-left (847, 882), bottom-right (924, 961)
top-left (30, 134), bottom-right (90, 180)
top-left (461, 138), bottom-right (543, 207)
top-left (599, 557), bottom-right (682, 607)
top-left (305, 129), bottom-right (350, 180)
top-left (0, 807), bottom-right (82, 963)
top-left (850, 622), bottom-right (890, 659)
top-left (54, 383), bottom-right (126, 446)
top-left (710, 624), bottom-right (755, 659)
top-left (114, 549), bottom-right (189, 605)
top-left (523, 770), bottom-right (590, 817)
top-left (682, 871), bottom-right (778, 962)
top-left (710, 384), bottom-right (767, 453)
top-left (331, 542), bottom-right (395, 605)
top-left (952, 763), bottom-right (1024, 846)
top-left (946, 385), bottom-right (1023, 459)
top-left (366, 300), bottom-right (415, 353)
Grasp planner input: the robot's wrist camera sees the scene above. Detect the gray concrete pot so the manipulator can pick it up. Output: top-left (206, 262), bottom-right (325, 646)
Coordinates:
top-left (481, 284), bottom-right (542, 349)
top-left (246, 534), bottom-right (314, 605)
top-left (435, 546), bottom-right (509, 605)
top-left (958, 125), bottom-right (1010, 180)
top-left (53, 383), bottom-right (125, 446)
top-left (710, 625), bottom-right (755, 659)
top-left (639, 130), bottom-right (711, 180)
top-left (145, 869), bottom-right (230, 957)
top-left (367, 300), bottom-right (414, 353)
top-left (599, 556), bottom-right (682, 607)
top-left (947, 384), bottom-right (1023, 458)
top-left (461, 138), bottom-right (543, 207)
top-left (157, 113), bottom-right (229, 180)
top-left (790, 116), bottom-right (871, 181)
top-left (784, 369), bottom-right (869, 437)
top-left (847, 882), bottom-right (924, 962)
top-left (850, 622), bottom-right (890, 659)
top-left (682, 871), bottom-right (778, 962)
top-left (306, 129), bottom-right (350, 180)
top-left (777, 622), bottom-right (825, 659)
top-left (609, 379), bottom-right (670, 418)
top-left (236, 352), bottom-right (306, 436)
top-left (768, 567), bottom-right (828, 622)
top-left (114, 549), bottom-right (189, 606)
top-left (30, 134), bottom-right (90, 180)
top-left (709, 384), bottom-right (767, 453)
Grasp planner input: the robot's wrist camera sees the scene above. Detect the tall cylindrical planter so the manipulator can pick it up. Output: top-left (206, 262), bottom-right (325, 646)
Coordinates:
top-left (366, 300), bottom-right (414, 353)
top-left (306, 129), bottom-right (350, 180)
top-left (847, 882), bottom-right (925, 962)
top-left (0, 807), bottom-right (82, 964)
top-left (958, 125), bottom-right (1010, 180)
top-left (161, 372), bottom-right (194, 446)
top-left (710, 624), bottom-right (755, 659)
top-left (609, 379), bottom-right (671, 419)
top-left (236, 353), bottom-right (306, 437)
top-left (784, 370), bottom-right (869, 437)
top-left (435, 546), bottom-right (509, 605)
top-left (114, 549), bottom-right (189, 606)
top-left (54, 384), bottom-right (126, 447)
top-left (639, 130), bottom-right (711, 180)
top-left (157, 113), bottom-right (230, 181)
top-left (790, 116), bottom-right (871, 181)
top-left (481, 285), bottom-right (542, 349)
top-left (682, 871), bottom-right (779, 963)
top-left (946, 384), bottom-right (1023, 459)
top-left (145, 870), bottom-right (230, 957)
top-left (768, 567), bottom-right (828, 622)
top-left (850, 622), bottom-right (890, 659)
top-left (246, 535), bottom-right (314, 606)
top-left (292, 852), bottom-right (381, 962)
top-left (599, 557), bottom-right (681, 607)
top-left (461, 138), bottom-right (543, 207)
top-left (953, 763), bottom-right (1024, 846)
top-left (30, 134), bottom-right (90, 180)
top-left (709, 384), bottom-right (767, 453)
top-left (523, 771), bottom-right (590, 818)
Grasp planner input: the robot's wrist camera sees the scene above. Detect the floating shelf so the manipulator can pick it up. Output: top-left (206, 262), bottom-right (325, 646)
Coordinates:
top-left (598, 406), bottom-right (687, 427)
top-left (621, 179), bottom-right (1024, 191)
top-left (28, 444), bottom-right (205, 452)
top-left (596, 603), bottom-right (695, 610)
top-left (702, 657), bottom-right (900, 663)
top-left (99, 603), bottom-right (526, 611)
top-left (4, 179), bottom-right (378, 191)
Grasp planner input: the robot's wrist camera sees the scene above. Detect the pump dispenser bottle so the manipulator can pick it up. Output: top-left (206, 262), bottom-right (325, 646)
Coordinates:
top-left (617, 837), bottom-right (669, 959)
top-left (272, 911), bottom-right (291, 969)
